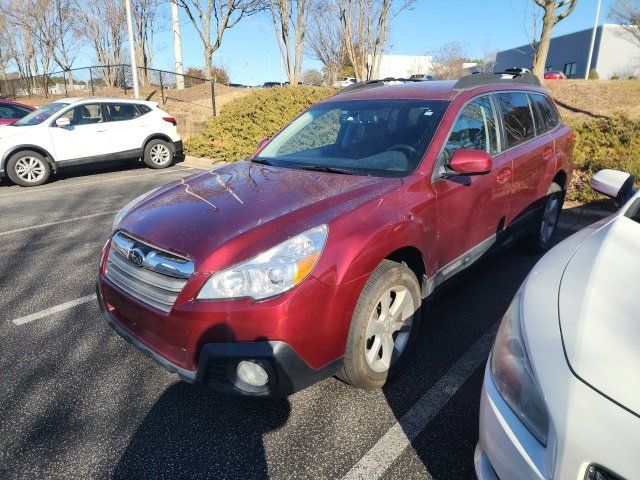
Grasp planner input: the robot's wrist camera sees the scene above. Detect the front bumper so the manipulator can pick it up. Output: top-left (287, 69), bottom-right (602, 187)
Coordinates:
top-left (97, 283), bottom-right (341, 397)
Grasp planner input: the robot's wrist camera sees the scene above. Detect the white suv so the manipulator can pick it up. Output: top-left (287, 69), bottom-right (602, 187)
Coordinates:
top-left (0, 97), bottom-right (182, 186)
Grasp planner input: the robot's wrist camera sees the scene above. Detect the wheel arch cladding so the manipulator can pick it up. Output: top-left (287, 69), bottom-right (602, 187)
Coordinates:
top-left (385, 246), bottom-right (426, 287)
top-left (143, 134), bottom-right (174, 153)
top-left (4, 145), bottom-right (56, 172)
top-left (552, 170), bottom-right (567, 190)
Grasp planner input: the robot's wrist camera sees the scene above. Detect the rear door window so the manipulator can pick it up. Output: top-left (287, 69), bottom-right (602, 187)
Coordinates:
top-left (496, 92), bottom-right (536, 148)
top-left (105, 103), bottom-right (142, 122)
top-left (530, 93), bottom-right (560, 132)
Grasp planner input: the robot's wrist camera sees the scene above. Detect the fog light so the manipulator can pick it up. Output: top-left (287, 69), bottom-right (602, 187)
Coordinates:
top-left (236, 360), bottom-right (269, 387)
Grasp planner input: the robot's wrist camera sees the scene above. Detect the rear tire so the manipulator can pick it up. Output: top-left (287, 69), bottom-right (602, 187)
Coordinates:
top-left (7, 150), bottom-right (51, 187)
top-left (143, 139), bottom-right (173, 169)
top-left (336, 260), bottom-right (422, 390)
top-left (524, 182), bottom-right (564, 253)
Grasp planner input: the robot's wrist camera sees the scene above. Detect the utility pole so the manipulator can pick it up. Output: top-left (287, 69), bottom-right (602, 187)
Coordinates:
top-left (124, 0), bottom-right (140, 99)
top-left (585, 0), bottom-right (602, 79)
top-left (172, 0), bottom-right (185, 89)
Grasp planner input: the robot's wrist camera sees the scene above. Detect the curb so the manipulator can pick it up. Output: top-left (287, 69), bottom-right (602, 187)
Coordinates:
top-left (182, 156), bottom-right (227, 170)
top-left (559, 204), bottom-right (613, 228)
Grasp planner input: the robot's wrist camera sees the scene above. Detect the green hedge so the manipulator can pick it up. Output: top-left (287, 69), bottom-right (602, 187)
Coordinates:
top-left (186, 88), bottom-right (639, 204)
top-left (568, 114), bottom-right (640, 202)
top-left (185, 86), bottom-right (337, 160)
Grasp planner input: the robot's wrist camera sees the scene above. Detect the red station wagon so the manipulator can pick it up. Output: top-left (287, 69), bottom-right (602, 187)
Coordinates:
top-left (97, 73), bottom-right (573, 397)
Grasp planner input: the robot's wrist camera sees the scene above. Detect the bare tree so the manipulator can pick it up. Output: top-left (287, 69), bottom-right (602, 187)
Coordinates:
top-left (132, 0), bottom-right (165, 85)
top-left (301, 68), bottom-right (323, 84)
top-left (338, 0), bottom-right (414, 81)
top-left (431, 42), bottom-right (468, 80)
top-left (78, 0), bottom-right (126, 86)
top-left (178, 0), bottom-right (264, 80)
top-left (609, 0), bottom-right (640, 47)
top-left (307, 1), bottom-right (349, 85)
top-left (531, 0), bottom-right (579, 77)
top-left (269, 0), bottom-right (314, 84)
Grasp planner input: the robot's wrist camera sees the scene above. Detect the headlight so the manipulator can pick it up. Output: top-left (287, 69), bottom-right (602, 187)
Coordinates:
top-left (197, 225), bottom-right (328, 300)
top-left (490, 293), bottom-right (550, 445)
top-left (112, 186), bottom-right (162, 229)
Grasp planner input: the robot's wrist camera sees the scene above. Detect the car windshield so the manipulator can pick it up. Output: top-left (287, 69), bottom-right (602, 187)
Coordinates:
top-left (255, 99), bottom-right (449, 177)
top-left (14, 102), bottom-right (69, 126)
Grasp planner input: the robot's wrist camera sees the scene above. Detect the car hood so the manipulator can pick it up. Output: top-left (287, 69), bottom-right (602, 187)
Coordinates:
top-left (118, 160), bottom-right (402, 269)
top-left (0, 125), bottom-right (31, 138)
top-left (558, 215), bottom-right (640, 416)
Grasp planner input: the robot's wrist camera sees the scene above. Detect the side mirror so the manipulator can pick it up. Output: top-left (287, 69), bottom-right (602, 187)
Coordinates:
top-left (590, 169), bottom-right (636, 206)
top-left (448, 149), bottom-right (492, 176)
top-left (55, 117), bottom-right (71, 127)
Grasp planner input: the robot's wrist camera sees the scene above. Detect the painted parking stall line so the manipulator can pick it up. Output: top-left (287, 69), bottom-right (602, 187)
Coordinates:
top-left (341, 323), bottom-right (498, 480)
top-left (0, 210), bottom-right (120, 237)
top-left (12, 294), bottom-right (97, 326)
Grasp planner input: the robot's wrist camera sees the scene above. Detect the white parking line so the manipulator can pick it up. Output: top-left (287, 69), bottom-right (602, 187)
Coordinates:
top-left (0, 210), bottom-right (119, 237)
top-left (0, 166), bottom-right (199, 199)
top-left (341, 324), bottom-right (498, 480)
top-left (12, 294), bottom-right (97, 325)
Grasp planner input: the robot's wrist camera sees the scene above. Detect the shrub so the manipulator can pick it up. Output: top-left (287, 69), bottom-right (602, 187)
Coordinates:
top-left (588, 69), bottom-right (599, 80)
top-left (184, 86), bottom-right (336, 160)
top-left (568, 114), bottom-right (640, 202)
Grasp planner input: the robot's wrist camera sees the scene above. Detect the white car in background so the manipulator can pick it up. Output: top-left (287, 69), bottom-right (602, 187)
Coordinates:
top-left (0, 97), bottom-right (182, 186)
top-left (476, 169), bottom-right (640, 480)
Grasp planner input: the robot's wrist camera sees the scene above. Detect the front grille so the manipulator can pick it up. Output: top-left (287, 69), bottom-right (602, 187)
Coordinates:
top-left (105, 231), bottom-right (194, 313)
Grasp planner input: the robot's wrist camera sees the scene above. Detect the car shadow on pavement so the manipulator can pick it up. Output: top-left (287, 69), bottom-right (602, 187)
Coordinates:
top-left (111, 382), bottom-right (290, 479)
top-left (111, 326), bottom-right (291, 480)
top-left (379, 225), bottom-right (581, 479)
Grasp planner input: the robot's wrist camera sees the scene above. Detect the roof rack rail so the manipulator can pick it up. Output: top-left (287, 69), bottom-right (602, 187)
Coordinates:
top-left (337, 77), bottom-right (422, 94)
top-left (452, 72), bottom-right (541, 92)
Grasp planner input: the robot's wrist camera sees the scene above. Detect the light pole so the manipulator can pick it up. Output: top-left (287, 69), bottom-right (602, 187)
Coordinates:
top-left (172, 0), bottom-right (185, 89)
top-left (124, 0), bottom-right (140, 98)
top-left (585, 0), bottom-right (602, 79)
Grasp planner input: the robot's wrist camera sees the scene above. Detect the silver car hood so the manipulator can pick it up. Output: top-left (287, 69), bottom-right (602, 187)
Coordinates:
top-left (559, 215), bottom-right (640, 416)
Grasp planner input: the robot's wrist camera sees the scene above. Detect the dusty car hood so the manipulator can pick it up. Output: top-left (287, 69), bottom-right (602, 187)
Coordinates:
top-left (559, 215), bottom-right (640, 416)
top-left (118, 160), bottom-right (401, 267)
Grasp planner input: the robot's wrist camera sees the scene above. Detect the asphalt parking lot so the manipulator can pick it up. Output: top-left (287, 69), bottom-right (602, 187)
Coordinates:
top-left (0, 161), bottom-right (598, 479)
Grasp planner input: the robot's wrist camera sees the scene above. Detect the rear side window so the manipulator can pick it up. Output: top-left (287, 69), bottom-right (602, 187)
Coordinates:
top-left (106, 103), bottom-right (142, 122)
top-left (530, 93), bottom-right (560, 132)
top-left (496, 92), bottom-right (536, 148)
top-left (441, 95), bottom-right (500, 163)
top-left (138, 104), bottom-right (152, 114)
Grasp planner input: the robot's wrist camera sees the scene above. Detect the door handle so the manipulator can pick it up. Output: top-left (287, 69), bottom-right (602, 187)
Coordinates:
top-left (496, 168), bottom-right (512, 184)
top-left (543, 146), bottom-right (554, 161)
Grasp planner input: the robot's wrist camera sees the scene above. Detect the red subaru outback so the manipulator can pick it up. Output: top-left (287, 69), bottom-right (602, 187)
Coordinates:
top-left (97, 73), bottom-right (573, 397)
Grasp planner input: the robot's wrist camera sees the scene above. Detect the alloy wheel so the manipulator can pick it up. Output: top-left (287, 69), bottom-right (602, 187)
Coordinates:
top-left (540, 195), bottom-right (560, 244)
top-left (149, 144), bottom-right (171, 165)
top-left (15, 157), bottom-right (46, 183)
top-left (364, 286), bottom-right (415, 373)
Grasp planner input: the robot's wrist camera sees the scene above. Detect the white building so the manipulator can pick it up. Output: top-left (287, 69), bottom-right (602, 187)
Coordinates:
top-left (371, 55), bottom-right (434, 79)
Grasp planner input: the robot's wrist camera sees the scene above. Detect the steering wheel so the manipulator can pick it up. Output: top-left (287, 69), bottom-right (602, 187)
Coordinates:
top-left (386, 144), bottom-right (417, 158)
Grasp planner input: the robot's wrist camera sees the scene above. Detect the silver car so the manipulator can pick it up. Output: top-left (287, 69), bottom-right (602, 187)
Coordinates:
top-left (476, 169), bottom-right (640, 480)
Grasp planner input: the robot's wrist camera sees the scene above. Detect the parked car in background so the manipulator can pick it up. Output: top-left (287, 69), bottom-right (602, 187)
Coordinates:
top-left (409, 74), bottom-right (436, 81)
top-left (475, 169), bottom-right (639, 480)
top-left (0, 100), bottom-right (35, 125)
top-left (544, 70), bottom-right (567, 80)
top-left (98, 72), bottom-right (573, 398)
top-left (0, 97), bottom-right (181, 187)
top-left (334, 77), bottom-right (356, 88)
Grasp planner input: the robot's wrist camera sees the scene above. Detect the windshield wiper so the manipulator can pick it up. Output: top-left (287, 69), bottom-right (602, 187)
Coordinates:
top-left (251, 157), bottom-right (274, 166)
top-left (295, 164), bottom-right (356, 175)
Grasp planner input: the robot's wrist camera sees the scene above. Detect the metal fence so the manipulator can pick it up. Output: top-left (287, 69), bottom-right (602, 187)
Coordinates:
top-left (0, 64), bottom-right (220, 116)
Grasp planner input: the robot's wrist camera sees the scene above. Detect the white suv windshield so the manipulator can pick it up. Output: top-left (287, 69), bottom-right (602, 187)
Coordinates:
top-left (256, 99), bottom-right (449, 177)
top-left (14, 102), bottom-right (70, 126)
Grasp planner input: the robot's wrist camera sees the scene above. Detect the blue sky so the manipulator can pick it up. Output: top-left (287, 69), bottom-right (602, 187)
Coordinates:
top-left (121, 0), bottom-right (614, 84)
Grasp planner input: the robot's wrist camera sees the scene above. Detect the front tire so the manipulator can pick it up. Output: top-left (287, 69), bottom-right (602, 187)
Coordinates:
top-left (143, 139), bottom-right (173, 169)
top-left (337, 260), bottom-right (422, 390)
top-left (7, 150), bottom-right (51, 187)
